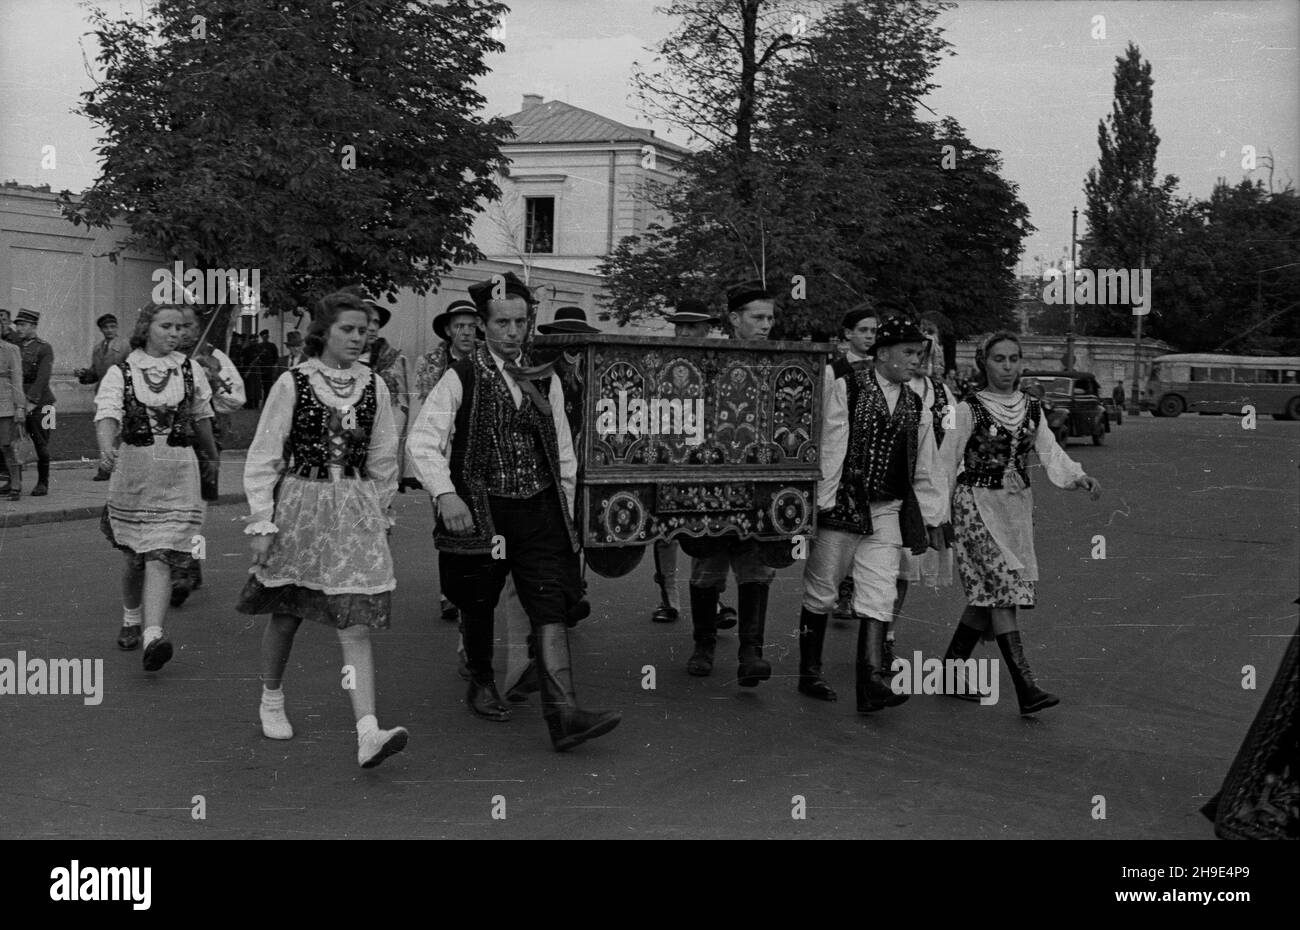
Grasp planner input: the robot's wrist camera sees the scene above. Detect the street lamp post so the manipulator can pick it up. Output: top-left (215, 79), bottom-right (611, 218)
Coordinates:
top-left (1066, 207), bottom-right (1078, 371)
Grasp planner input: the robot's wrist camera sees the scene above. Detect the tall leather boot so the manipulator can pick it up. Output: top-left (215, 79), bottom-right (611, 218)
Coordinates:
top-left (797, 607), bottom-right (836, 701)
top-left (736, 582), bottom-right (772, 687)
top-left (856, 617), bottom-right (905, 713)
top-left (686, 585), bottom-right (718, 676)
top-left (996, 630), bottom-right (1060, 715)
top-left (463, 612), bottom-right (510, 722)
top-left (505, 634), bottom-right (539, 703)
top-left (536, 622), bottom-right (621, 751)
top-left (943, 617), bottom-right (985, 702)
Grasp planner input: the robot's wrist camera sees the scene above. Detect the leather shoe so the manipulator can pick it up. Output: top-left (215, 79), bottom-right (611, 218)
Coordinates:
top-left (30, 482), bottom-right (48, 497)
top-left (116, 624), bottom-right (142, 651)
top-left (142, 635), bottom-right (173, 671)
top-left (716, 602), bottom-right (737, 630)
top-left (467, 677), bottom-right (511, 722)
top-left (651, 605), bottom-right (679, 623)
top-left (440, 597), bottom-right (459, 622)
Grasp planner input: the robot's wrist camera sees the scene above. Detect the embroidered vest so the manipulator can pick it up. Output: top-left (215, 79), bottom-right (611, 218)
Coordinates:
top-left (822, 366), bottom-right (922, 538)
top-left (926, 375), bottom-right (951, 446)
top-left (283, 369), bottom-right (378, 474)
top-left (957, 394), bottom-right (1042, 489)
top-left (119, 359), bottom-right (198, 448)
top-left (436, 346), bottom-right (578, 555)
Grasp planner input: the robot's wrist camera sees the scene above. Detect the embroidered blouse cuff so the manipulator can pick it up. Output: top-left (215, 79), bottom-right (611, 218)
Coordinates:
top-left (243, 520), bottom-right (279, 536)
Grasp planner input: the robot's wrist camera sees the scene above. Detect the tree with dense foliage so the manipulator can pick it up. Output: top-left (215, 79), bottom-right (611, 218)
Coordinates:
top-left (604, 0), bottom-right (1032, 342)
top-left (62, 0), bottom-right (512, 315)
top-left (1080, 42), bottom-right (1179, 335)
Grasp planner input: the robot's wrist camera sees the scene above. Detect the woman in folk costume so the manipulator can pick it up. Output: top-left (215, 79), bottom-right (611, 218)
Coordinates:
top-left (96, 305), bottom-right (220, 670)
top-left (237, 290), bottom-right (408, 769)
top-left (887, 322), bottom-right (958, 668)
top-left (939, 332), bottom-right (1101, 714)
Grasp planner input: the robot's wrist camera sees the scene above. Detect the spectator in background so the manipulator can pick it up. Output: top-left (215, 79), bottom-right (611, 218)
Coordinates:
top-left (236, 333), bottom-right (263, 409)
top-left (0, 333), bottom-right (25, 500)
top-left (6, 309), bottom-right (55, 497)
top-left (0, 308), bottom-right (15, 343)
top-left (253, 330), bottom-right (280, 405)
top-left (280, 330), bottom-right (306, 371)
top-left (77, 314), bottom-right (131, 480)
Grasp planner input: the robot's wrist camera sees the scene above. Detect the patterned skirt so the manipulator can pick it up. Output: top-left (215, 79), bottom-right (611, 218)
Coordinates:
top-left (101, 442), bottom-right (204, 569)
top-left (951, 484), bottom-right (1035, 609)
top-left (234, 474), bottom-right (394, 629)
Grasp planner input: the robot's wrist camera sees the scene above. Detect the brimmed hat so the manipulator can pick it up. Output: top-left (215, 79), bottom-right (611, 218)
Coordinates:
top-left (537, 306), bottom-right (600, 335)
top-left (14, 308), bottom-right (39, 325)
top-left (725, 280), bottom-right (774, 315)
top-left (363, 299), bottom-right (392, 329)
top-left (666, 297), bottom-right (714, 325)
top-left (870, 316), bottom-right (926, 353)
top-left (467, 271), bottom-right (536, 313)
top-left (432, 300), bottom-right (480, 342)
top-left (95, 313), bottom-right (118, 328)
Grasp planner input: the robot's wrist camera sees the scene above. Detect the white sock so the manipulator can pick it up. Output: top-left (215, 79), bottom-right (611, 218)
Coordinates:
top-left (123, 606), bottom-right (142, 627)
top-left (261, 685), bottom-right (284, 709)
top-left (142, 625), bottom-right (163, 647)
top-left (356, 714), bottom-right (378, 739)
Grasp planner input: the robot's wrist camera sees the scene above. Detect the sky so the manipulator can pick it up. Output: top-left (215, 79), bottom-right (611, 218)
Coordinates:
top-left (1, 0), bottom-right (1296, 270)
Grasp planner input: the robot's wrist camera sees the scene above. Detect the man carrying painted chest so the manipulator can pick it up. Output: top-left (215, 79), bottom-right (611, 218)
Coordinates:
top-left (405, 272), bottom-right (620, 752)
top-left (684, 280), bottom-right (781, 688)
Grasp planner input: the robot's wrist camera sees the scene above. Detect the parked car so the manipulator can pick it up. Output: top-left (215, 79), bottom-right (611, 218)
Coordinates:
top-left (1020, 370), bottom-right (1110, 445)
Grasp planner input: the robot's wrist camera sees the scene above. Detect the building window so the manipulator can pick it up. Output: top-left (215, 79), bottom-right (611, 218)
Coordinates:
top-left (525, 197), bottom-right (555, 254)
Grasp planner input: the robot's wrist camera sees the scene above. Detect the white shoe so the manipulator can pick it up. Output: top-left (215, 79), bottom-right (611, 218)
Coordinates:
top-left (259, 703), bottom-right (294, 740)
top-left (358, 725), bottom-right (409, 769)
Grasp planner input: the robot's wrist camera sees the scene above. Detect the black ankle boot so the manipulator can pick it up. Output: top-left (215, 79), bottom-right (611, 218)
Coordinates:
top-left (855, 618), bottom-right (904, 712)
top-left (467, 676), bottom-right (511, 721)
top-left (943, 620), bottom-right (985, 702)
top-left (687, 585), bottom-right (718, 676)
top-left (536, 623), bottom-right (621, 751)
top-left (996, 631), bottom-right (1060, 715)
top-left (736, 582), bottom-right (771, 687)
top-left (797, 608), bottom-right (836, 701)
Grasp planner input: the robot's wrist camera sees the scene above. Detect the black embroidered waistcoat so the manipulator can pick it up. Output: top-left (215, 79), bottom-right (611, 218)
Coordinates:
top-left (821, 365), bottom-right (925, 547)
top-left (119, 359), bottom-right (198, 448)
top-left (925, 375), bottom-right (951, 446)
top-left (956, 394), bottom-right (1042, 489)
top-left (282, 368), bottom-right (378, 474)
top-left (436, 346), bottom-right (578, 555)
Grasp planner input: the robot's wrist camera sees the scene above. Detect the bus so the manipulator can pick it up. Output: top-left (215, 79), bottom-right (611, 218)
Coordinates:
top-left (1144, 353), bottom-right (1300, 419)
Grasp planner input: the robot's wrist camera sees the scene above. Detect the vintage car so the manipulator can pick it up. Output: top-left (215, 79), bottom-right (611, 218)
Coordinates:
top-left (532, 333), bottom-right (833, 577)
top-left (1019, 370), bottom-right (1110, 445)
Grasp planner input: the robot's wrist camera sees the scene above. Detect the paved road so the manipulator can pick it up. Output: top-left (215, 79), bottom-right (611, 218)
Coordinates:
top-left (0, 415), bottom-right (1295, 839)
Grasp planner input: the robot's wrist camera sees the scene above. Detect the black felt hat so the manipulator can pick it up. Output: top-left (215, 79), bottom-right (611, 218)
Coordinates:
top-left (666, 297), bottom-right (715, 325)
top-left (432, 300), bottom-right (480, 342)
top-left (725, 280), bottom-right (774, 314)
top-left (467, 271), bottom-right (536, 314)
top-left (538, 306), bottom-right (600, 335)
top-left (841, 302), bottom-right (878, 332)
